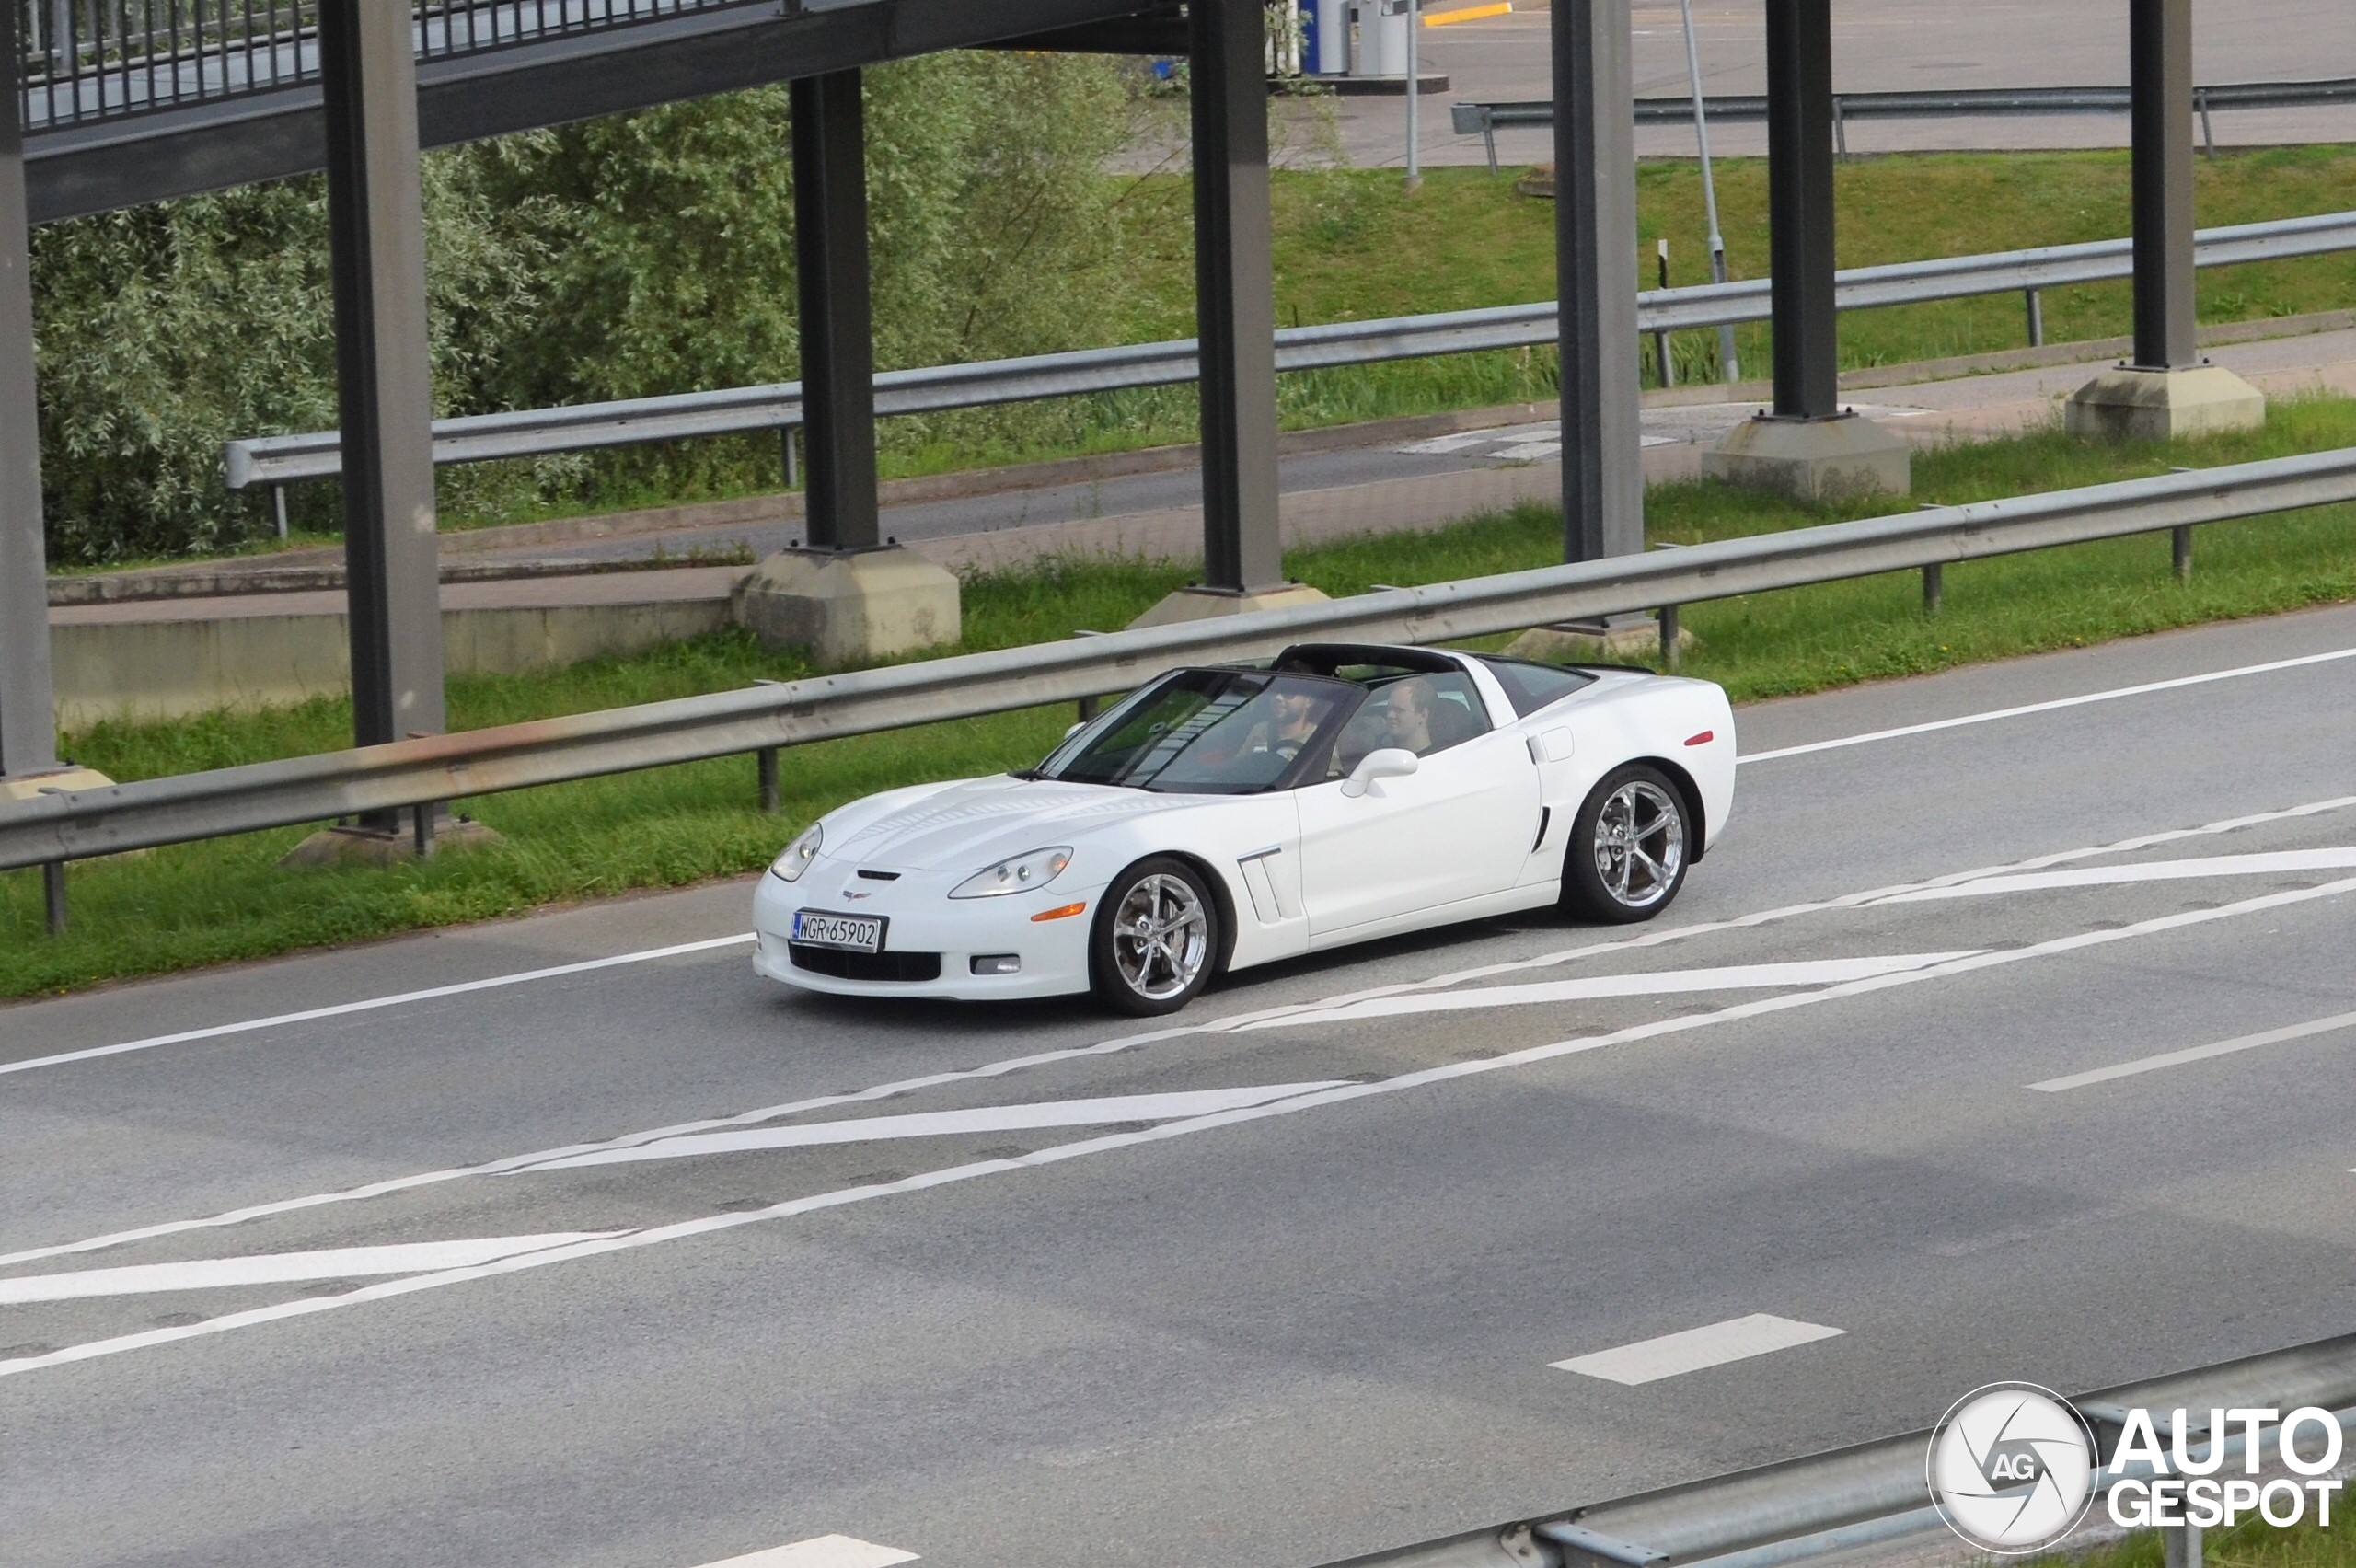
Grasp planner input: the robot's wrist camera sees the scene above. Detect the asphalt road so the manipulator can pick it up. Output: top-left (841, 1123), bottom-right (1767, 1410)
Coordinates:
top-left (4, 605), bottom-right (2355, 1568)
top-left (1323, 0), bottom-right (2356, 172)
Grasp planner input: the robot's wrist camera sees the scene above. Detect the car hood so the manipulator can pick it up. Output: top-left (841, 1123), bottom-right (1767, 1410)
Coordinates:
top-left (827, 775), bottom-right (1195, 873)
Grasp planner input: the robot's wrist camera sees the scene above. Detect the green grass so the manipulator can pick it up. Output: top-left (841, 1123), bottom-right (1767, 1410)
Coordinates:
top-left (2035, 1513), bottom-right (2351, 1568)
top-left (7, 396), bottom-right (2356, 1000)
top-left (357, 146), bottom-right (2356, 547)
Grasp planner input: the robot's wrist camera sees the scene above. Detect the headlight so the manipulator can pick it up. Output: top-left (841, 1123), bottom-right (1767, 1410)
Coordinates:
top-left (769, 822), bottom-right (823, 882)
top-left (950, 846), bottom-right (1073, 899)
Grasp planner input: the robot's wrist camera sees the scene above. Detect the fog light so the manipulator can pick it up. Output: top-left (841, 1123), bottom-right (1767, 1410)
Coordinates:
top-left (970, 953), bottom-right (1022, 976)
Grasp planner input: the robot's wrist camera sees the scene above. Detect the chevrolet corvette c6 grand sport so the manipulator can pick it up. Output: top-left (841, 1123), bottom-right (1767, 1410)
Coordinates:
top-left (752, 642), bottom-right (1736, 1015)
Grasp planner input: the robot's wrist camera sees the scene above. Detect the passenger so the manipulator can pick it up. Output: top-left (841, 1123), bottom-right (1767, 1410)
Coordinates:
top-left (1380, 677), bottom-right (1437, 755)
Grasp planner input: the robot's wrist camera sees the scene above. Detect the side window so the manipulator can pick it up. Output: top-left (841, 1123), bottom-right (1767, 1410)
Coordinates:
top-left (1326, 674), bottom-right (1492, 776)
top-left (1480, 656), bottom-right (1599, 718)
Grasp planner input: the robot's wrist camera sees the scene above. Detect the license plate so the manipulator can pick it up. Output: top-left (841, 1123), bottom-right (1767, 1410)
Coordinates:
top-left (791, 909), bottom-right (885, 953)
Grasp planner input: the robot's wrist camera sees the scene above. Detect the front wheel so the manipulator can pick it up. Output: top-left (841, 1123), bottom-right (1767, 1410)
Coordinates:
top-left (1563, 765), bottom-right (1690, 923)
top-left (1090, 857), bottom-right (1219, 1016)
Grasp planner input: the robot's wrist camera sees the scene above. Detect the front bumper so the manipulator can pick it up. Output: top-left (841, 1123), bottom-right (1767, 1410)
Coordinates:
top-left (750, 862), bottom-right (1100, 1002)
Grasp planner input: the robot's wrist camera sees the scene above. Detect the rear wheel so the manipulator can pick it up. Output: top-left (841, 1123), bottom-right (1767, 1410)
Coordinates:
top-left (1563, 765), bottom-right (1689, 923)
top-left (1090, 857), bottom-right (1218, 1016)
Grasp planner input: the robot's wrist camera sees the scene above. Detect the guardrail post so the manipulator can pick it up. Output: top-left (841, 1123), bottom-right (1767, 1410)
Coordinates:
top-left (319, 0), bottom-right (446, 823)
top-left (2024, 288), bottom-right (2044, 347)
top-left (0, 36), bottom-right (62, 788)
top-left (2173, 523), bottom-right (2194, 581)
top-left (756, 746), bottom-right (780, 814)
top-left (271, 482), bottom-right (291, 540)
top-left (1190, 0), bottom-right (1287, 597)
top-left (1553, 0), bottom-right (1646, 566)
top-left (2196, 86), bottom-right (2216, 157)
top-left (1922, 561), bottom-right (1943, 614)
top-left (2164, 1522), bottom-right (2204, 1568)
top-left (1657, 604), bottom-right (1681, 670)
top-left (778, 427), bottom-right (798, 490)
top-left (1831, 93), bottom-right (1848, 160)
top-left (42, 859), bottom-right (64, 936)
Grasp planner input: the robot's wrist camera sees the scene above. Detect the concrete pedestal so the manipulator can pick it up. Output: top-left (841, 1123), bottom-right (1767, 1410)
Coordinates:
top-left (2062, 363), bottom-right (2267, 444)
top-left (1505, 617), bottom-right (1692, 665)
top-left (1703, 413), bottom-right (1911, 503)
top-left (733, 547), bottom-right (962, 666)
top-left (281, 812), bottom-right (502, 869)
top-left (1127, 582), bottom-right (1331, 628)
top-left (1, 765), bottom-right (113, 801)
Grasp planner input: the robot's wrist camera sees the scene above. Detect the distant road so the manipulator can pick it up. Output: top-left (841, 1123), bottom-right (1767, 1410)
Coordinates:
top-left (1319, 0), bottom-right (2356, 171)
top-left (5, 605), bottom-right (2355, 1567)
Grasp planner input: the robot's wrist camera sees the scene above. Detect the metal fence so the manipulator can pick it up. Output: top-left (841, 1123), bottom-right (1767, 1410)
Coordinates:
top-left (17, 0), bottom-right (758, 132)
top-left (14, 442), bottom-right (2356, 881)
top-left (221, 208), bottom-right (2356, 517)
top-left (1322, 1332), bottom-right (2356, 1568)
top-left (1454, 75), bottom-right (2356, 172)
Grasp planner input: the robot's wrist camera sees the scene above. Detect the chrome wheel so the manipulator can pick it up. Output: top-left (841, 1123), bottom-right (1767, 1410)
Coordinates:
top-left (1590, 779), bottom-right (1684, 911)
top-left (1110, 872), bottom-right (1210, 1002)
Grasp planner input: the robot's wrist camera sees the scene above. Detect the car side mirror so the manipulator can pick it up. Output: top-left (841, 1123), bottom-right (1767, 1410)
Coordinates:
top-left (1341, 747), bottom-right (1419, 799)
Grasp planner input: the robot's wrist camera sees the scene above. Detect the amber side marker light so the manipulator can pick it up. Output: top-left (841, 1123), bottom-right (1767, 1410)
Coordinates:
top-left (1031, 902), bottom-right (1089, 923)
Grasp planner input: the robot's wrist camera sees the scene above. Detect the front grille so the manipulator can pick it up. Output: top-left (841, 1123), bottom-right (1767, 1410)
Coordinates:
top-left (789, 945), bottom-right (942, 983)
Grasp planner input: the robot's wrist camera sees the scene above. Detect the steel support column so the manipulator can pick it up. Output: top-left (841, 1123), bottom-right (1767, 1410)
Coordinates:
top-left (1764, 0), bottom-right (1839, 420)
top-left (0, 37), bottom-right (57, 779)
top-left (1190, 0), bottom-right (1284, 593)
top-left (1552, 0), bottom-right (1645, 562)
top-left (320, 0), bottom-right (444, 773)
top-left (2131, 0), bottom-right (2198, 370)
top-left (791, 70), bottom-right (881, 554)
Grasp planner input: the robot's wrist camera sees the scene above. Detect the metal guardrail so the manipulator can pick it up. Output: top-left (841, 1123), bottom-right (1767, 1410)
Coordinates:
top-left (16, 443), bottom-right (2356, 873)
top-left (221, 210), bottom-right (2356, 503)
top-left (1453, 75), bottom-right (2356, 172)
top-left (1320, 1332), bottom-right (2356, 1568)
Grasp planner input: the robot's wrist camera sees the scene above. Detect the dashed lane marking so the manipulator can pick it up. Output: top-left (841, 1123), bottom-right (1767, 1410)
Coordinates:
top-left (1552, 1314), bottom-right (1845, 1385)
top-left (693, 1538), bottom-right (918, 1568)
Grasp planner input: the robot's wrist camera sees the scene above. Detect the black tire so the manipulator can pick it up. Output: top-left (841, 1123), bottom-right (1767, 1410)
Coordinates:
top-left (1090, 857), bottom-right (1220, 1016)
top-left (1562, 764), bottom-right (1691, 923)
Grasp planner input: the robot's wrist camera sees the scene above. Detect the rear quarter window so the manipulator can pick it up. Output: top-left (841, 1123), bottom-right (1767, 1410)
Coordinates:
top-left (1479, 656), bottom-right (1600, 718)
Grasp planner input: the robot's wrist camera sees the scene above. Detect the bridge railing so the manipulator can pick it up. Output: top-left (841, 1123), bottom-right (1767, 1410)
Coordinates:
top-left (17, 0), bottom-right (756, 132)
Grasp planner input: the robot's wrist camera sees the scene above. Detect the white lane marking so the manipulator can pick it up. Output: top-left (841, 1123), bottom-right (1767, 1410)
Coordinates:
top-left (1233, 953), bottom-right (1977, 1031)
top-left (0, 1232), bottom-right (624, 1305)
top-left (1492, 440), bottom-right (1562, 460)
top-left (1738, 645), bottom-right (2356, 765)
top-left (8, 873), bottom-right (2350, 1381)
top-left (0, 933), bottom-right (756, 1078)
top-left (2030, 1009), bottom-right (2356, 1092)
top-left (512, 1083), bottom-right (1349, 1172)
top-left (1875, 847), bottom-right (2356, 902)
top-left (12, 794), bottom-right (2352, 1275)
top-left (1551, 1314), bottom-right (1845, 1385)
top-left (1399, 432), bottom-right (1497, 454)
top-left (694, 1537), bottom-right (918, 1568)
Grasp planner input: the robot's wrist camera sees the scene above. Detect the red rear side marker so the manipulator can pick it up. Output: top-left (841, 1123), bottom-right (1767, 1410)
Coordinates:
top-left (1684, 731), bottom-right (1715, 746)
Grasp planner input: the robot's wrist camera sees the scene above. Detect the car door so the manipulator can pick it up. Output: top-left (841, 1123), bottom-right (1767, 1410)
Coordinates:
top-left (1294, 675), bottom-right (1542, 941)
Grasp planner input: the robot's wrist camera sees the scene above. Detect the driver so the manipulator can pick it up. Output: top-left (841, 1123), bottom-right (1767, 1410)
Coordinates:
top-left (1258, 687), bottom-right (1324, 760)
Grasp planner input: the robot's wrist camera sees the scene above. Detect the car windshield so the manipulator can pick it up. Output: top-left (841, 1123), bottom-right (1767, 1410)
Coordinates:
top-left (1033, 669), bottom-right (1357, 794)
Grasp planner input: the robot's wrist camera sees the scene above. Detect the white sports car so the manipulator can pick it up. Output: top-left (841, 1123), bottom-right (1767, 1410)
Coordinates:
top-left (753, 643), bottom-right (1736, 1015)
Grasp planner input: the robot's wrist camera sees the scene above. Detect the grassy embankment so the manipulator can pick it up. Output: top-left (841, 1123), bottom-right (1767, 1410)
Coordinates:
top-left (156, 145), bottom-right (2356, 559)
top-left (2034, 1514), bottom-right (2351, 1568)
top-left (6, 396), bottom-right (2355, 998)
